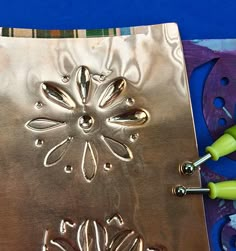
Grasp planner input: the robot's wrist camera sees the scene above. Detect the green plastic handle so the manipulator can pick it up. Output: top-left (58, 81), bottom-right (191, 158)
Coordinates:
top-left (206, 125), bottom-right (236, 161)
top-left (208, 180), bottom-right (236, 200)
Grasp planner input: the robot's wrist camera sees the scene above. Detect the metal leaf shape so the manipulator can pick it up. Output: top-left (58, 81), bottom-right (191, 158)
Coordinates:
top-left (44, 137), bottom-right (73, 167)
top-left (77, 219), bottom-right (108, 251)
top-left (102, 136), bottom-right (133, 161)
top-left (99, 78), bottom-right (126, 108)
top-left (109, 230), bottom-right (144, 251)
top-left (60, 219), bottom-right (76, 234)
top-left (108, 109), bottom-right (148, 126)
top-left (81, 142), bottom-right (97, 182)
top-left (106, 214), bottom-right (124, 225)
top-left (77, 66), bottom-right (91, 104)
top-left (50, 238), bottom-right (77, 251)
top-left (42, 82), bottom-right (76, 109)
top-left (26, 118), bottom-right (65, 131)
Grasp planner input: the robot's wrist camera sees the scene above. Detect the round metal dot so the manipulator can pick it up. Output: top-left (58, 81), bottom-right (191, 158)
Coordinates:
top-left (174, 186), bottom-right (186, 197)
top-left (35, 139), bottom-right (44, 147)
top-left (78, 114), bottom-right (94, 131)
top-left (180, 162), bottom-right (195, 175)
top-left (64, 165), bottom-right (73, 173)
top-left (62, 75), bottom-right (70, 83)
top-left (104, 163), bottom-right (112, 171)
top-left (35, 101), bottom-right (43, 109)
top-left (130, 133), bottom-right (139, 142)
top-left (126, 98), bottom-right (135, 106)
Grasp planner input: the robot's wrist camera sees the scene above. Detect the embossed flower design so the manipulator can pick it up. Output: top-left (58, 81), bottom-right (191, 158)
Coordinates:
top-left (26, 66), bottom-right (148, 182)
top-left (43, 216), bottom-right (164, 251)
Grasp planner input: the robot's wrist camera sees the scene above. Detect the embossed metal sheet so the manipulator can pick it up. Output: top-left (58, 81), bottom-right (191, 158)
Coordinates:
top-left (0, 23), bottom-right (209, 251)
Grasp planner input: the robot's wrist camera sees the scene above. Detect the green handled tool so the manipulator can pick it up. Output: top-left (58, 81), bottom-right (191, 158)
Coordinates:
top-left (180, 125), bottom-right (236, 175)
top-left (174, 180), bottom-right (236, 200)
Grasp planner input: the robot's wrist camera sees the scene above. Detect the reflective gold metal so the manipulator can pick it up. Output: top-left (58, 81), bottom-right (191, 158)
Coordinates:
top-left (0, 23), bottom-right (209, 250)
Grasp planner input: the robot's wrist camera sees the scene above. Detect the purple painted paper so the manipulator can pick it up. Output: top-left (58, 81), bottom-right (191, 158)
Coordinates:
top-left (183, 40), bottom-right (236, 251)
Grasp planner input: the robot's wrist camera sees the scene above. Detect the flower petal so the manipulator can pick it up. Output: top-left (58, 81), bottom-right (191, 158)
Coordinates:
top-left (102, 136), bottom-right (133, 161)
top-left (81, 142), bottom-right (97, 182)
top-left (26, 118), bottom-right (65, 131)
top-left (77, 220), bottom-right (108, 251)
top-left (77, 66), bottom-right (91, 104)
top-left (44, 137), bottom-right (73, 167)
top-left (42, 82), bottom-right (76, 109)
top-left (107, 109), bottom-right (148, 126)
top-left (99, 78), bottom-right (126, 108)
top-left (130, 237), bottom-right (144, 251)
top-left (109, 230), bottom-right (133, 250)
top-left (109, 230), bottom-right (144, 251)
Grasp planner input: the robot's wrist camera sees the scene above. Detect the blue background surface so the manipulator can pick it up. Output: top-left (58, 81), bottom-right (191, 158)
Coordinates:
top-left (0, 0), bottom-right (236, 39)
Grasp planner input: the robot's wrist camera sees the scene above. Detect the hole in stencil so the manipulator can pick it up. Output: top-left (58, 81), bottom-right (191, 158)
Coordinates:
top-left (214, 97), bottom-right (225, 109)
top-left (221, 77), bottom-right (229, 86)
top-left (218, 118), bottom-right (227, 126)
top-left (229, 235), bottom-right (236, 249)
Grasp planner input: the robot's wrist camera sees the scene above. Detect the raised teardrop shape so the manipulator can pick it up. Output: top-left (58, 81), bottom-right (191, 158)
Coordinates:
top-left (42, 82), bottom-right (76, 110)
top-left (108, 109), bottom-right (148, 126)
top-left (81, 142), bottom-right (97, 182)
top-left (26, 118), bottom-right (65, 131)
top-left (99, 78), bottom-right (126, 108)
top-left (102, 136), bottom-right (133, 161)
top-left (44, 137), bottom-right (73, 167)
top-left (77, 66), bottom-right (91, 104)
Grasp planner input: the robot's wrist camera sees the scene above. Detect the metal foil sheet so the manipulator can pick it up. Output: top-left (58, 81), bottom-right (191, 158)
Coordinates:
top-left (0, 23), bottom-right (209, 250)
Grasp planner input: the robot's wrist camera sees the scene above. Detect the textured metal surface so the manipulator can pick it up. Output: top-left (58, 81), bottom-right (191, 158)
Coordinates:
top-left (0, 23), bottom-right (209, 250)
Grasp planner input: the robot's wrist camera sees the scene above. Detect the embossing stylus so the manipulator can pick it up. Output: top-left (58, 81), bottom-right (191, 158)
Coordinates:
top-left (180, 125), bottom-right (236, 175)
top-left (173, 180), bottom-right (236, 200)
